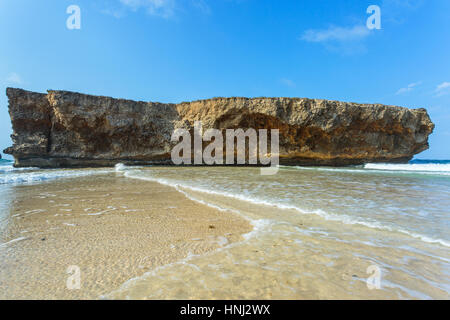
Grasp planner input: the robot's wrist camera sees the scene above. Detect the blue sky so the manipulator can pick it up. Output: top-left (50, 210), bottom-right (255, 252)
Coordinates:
top-left (0, 0), bottom-right (449, 159)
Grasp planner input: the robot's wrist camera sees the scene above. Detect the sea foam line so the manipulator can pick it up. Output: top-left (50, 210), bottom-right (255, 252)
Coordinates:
top-left (123, 170), bottom-right (450, 248)
top-left (0, 168), bottom-right (113, 185)
top-left (102, 171), bottom-right (272, 299)
top-left (365, 163), bottom-right (450, 172)
top-left (0, 237), bottom-right (29, 248)
top-left (122, 170), bottom-right (271, 239)
top-left (278, 164), bottom-right (450, 176)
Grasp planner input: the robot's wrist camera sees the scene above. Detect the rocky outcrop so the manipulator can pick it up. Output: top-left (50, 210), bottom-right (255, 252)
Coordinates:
top-left (4, 88), bottom-right (434, 168)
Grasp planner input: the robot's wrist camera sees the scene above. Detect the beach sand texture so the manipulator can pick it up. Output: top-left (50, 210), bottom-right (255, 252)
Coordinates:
top-left (0, 174), bottom-right (251, 299)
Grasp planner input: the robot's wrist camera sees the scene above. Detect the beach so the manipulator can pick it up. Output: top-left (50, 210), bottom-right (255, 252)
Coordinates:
top-left (0, 161), bottom-right (449, 299)
top-left (0, 166), bottom-right (252, 299)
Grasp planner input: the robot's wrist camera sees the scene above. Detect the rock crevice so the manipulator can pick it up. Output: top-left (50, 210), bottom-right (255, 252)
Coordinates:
top-left (4, 88), bottom-right (434, 167)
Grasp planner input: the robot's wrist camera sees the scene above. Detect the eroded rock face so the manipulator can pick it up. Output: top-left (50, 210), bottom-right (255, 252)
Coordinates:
top-left (4, 88), bottom-right (434, 168)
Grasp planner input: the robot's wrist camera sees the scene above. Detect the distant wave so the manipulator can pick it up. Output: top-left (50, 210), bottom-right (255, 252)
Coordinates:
top-left (280, 161), bottom-right (450, 176)
top-left (115, 163), bottom-right (128, 172)
top-left (114, 163), bottom-right (148, 172)
top-left (0, 164), bottom-right (38, 174)
top-left (0, 162), bottom-right (112, 185)
top-left (364, 163), bottom-right (450, 173)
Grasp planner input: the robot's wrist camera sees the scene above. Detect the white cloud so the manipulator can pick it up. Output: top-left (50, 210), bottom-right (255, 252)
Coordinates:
top-left (191, 0), bottom-right (211, 14)
top-left (119, 0), bottom-right (176, 18)
top-left (101, 8), bottom-right (125, 19)
top-left (381, 0), bottom-right (424, 24)
top-left (396, 81), bottom-right (422, 95)
top-left (435, 82), bottom-right (450, 97)
top-left (300, 25), bottom-right (371, 43)
top-left (280, 78), bottom-right (295, 88)
top-left (6, 72), bottom-right (23, 85)
top-left (299, 25), bottom-right (373, 55)
top-left (103, 0), bottom-right (209, 19)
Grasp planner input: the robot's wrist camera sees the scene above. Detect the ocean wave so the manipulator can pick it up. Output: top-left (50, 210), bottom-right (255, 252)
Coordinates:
top-left (364, 163), bottom-right (450, 172)
top-left (115, 163), bottom-right (128, 172)
top-left (279, 165), bottom-right (368, 174)
top-left (115, 163), bottom-right (148, 172)
top-left (0, 164), bottom-right (39, 174)
top-left (122, 170), bottom-right (273, 237)
top-left (279, 163), bottom-right (450, 176)
top-left (0, 168), bottom-right (113, 185)
top-left (124, 170), bottom-right (450, 248)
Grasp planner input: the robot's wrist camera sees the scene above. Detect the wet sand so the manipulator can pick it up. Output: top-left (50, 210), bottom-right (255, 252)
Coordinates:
top-left (1, 166), bottom-right (448, 300)
top-left (0, 173), bottom-right (252, 299)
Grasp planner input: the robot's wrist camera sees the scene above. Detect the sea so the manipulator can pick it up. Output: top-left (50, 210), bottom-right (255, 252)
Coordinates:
top-left (1, 158), bottom-right (449, 299)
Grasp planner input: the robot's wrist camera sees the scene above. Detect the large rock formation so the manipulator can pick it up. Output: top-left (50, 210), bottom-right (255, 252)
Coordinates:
top-left (4, 88), bottom-right (434, 168)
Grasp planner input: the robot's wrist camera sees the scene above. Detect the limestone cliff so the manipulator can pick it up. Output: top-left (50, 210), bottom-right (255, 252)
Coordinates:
top-left (4, 88), bottom-right (434, 168)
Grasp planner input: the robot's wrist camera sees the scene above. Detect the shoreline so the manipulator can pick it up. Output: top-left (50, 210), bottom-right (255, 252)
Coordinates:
top-left (1, 165), bottom-right (449, 299)
top-left (8, 156), bottom-right (415, 169)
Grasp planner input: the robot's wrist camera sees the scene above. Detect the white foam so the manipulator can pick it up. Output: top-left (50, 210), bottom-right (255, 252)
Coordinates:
top-left (115, 163), bottom-right (128, 172)
top-left (280, 164), bottom-right (450, 176)
top-left (173, 182), bottom-right (275, 241)
top-left (0, 237), bottom-right (29, 248)
top-left (279, 165), bottom-right (368, 174)
top-left (123, 171), bottom-right (274, 242)
top-left (365, 163), bottom-right (450, 174)
top-left (0, 168), bottom-right (112, 185)
top-left (115, 163), bottom-right (145, 172)
top-left (25, 209), bottom-right (46, 214)
top-left (0, 164), bottom-right (39, 173)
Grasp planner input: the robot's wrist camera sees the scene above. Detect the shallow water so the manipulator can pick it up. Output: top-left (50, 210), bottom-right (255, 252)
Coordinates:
top-left (107, 163), bottom-right (450, 299)
top-left (1, 159), bottom-right (449, 299)
top-left (0, 170), bottom-right (251, 299)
